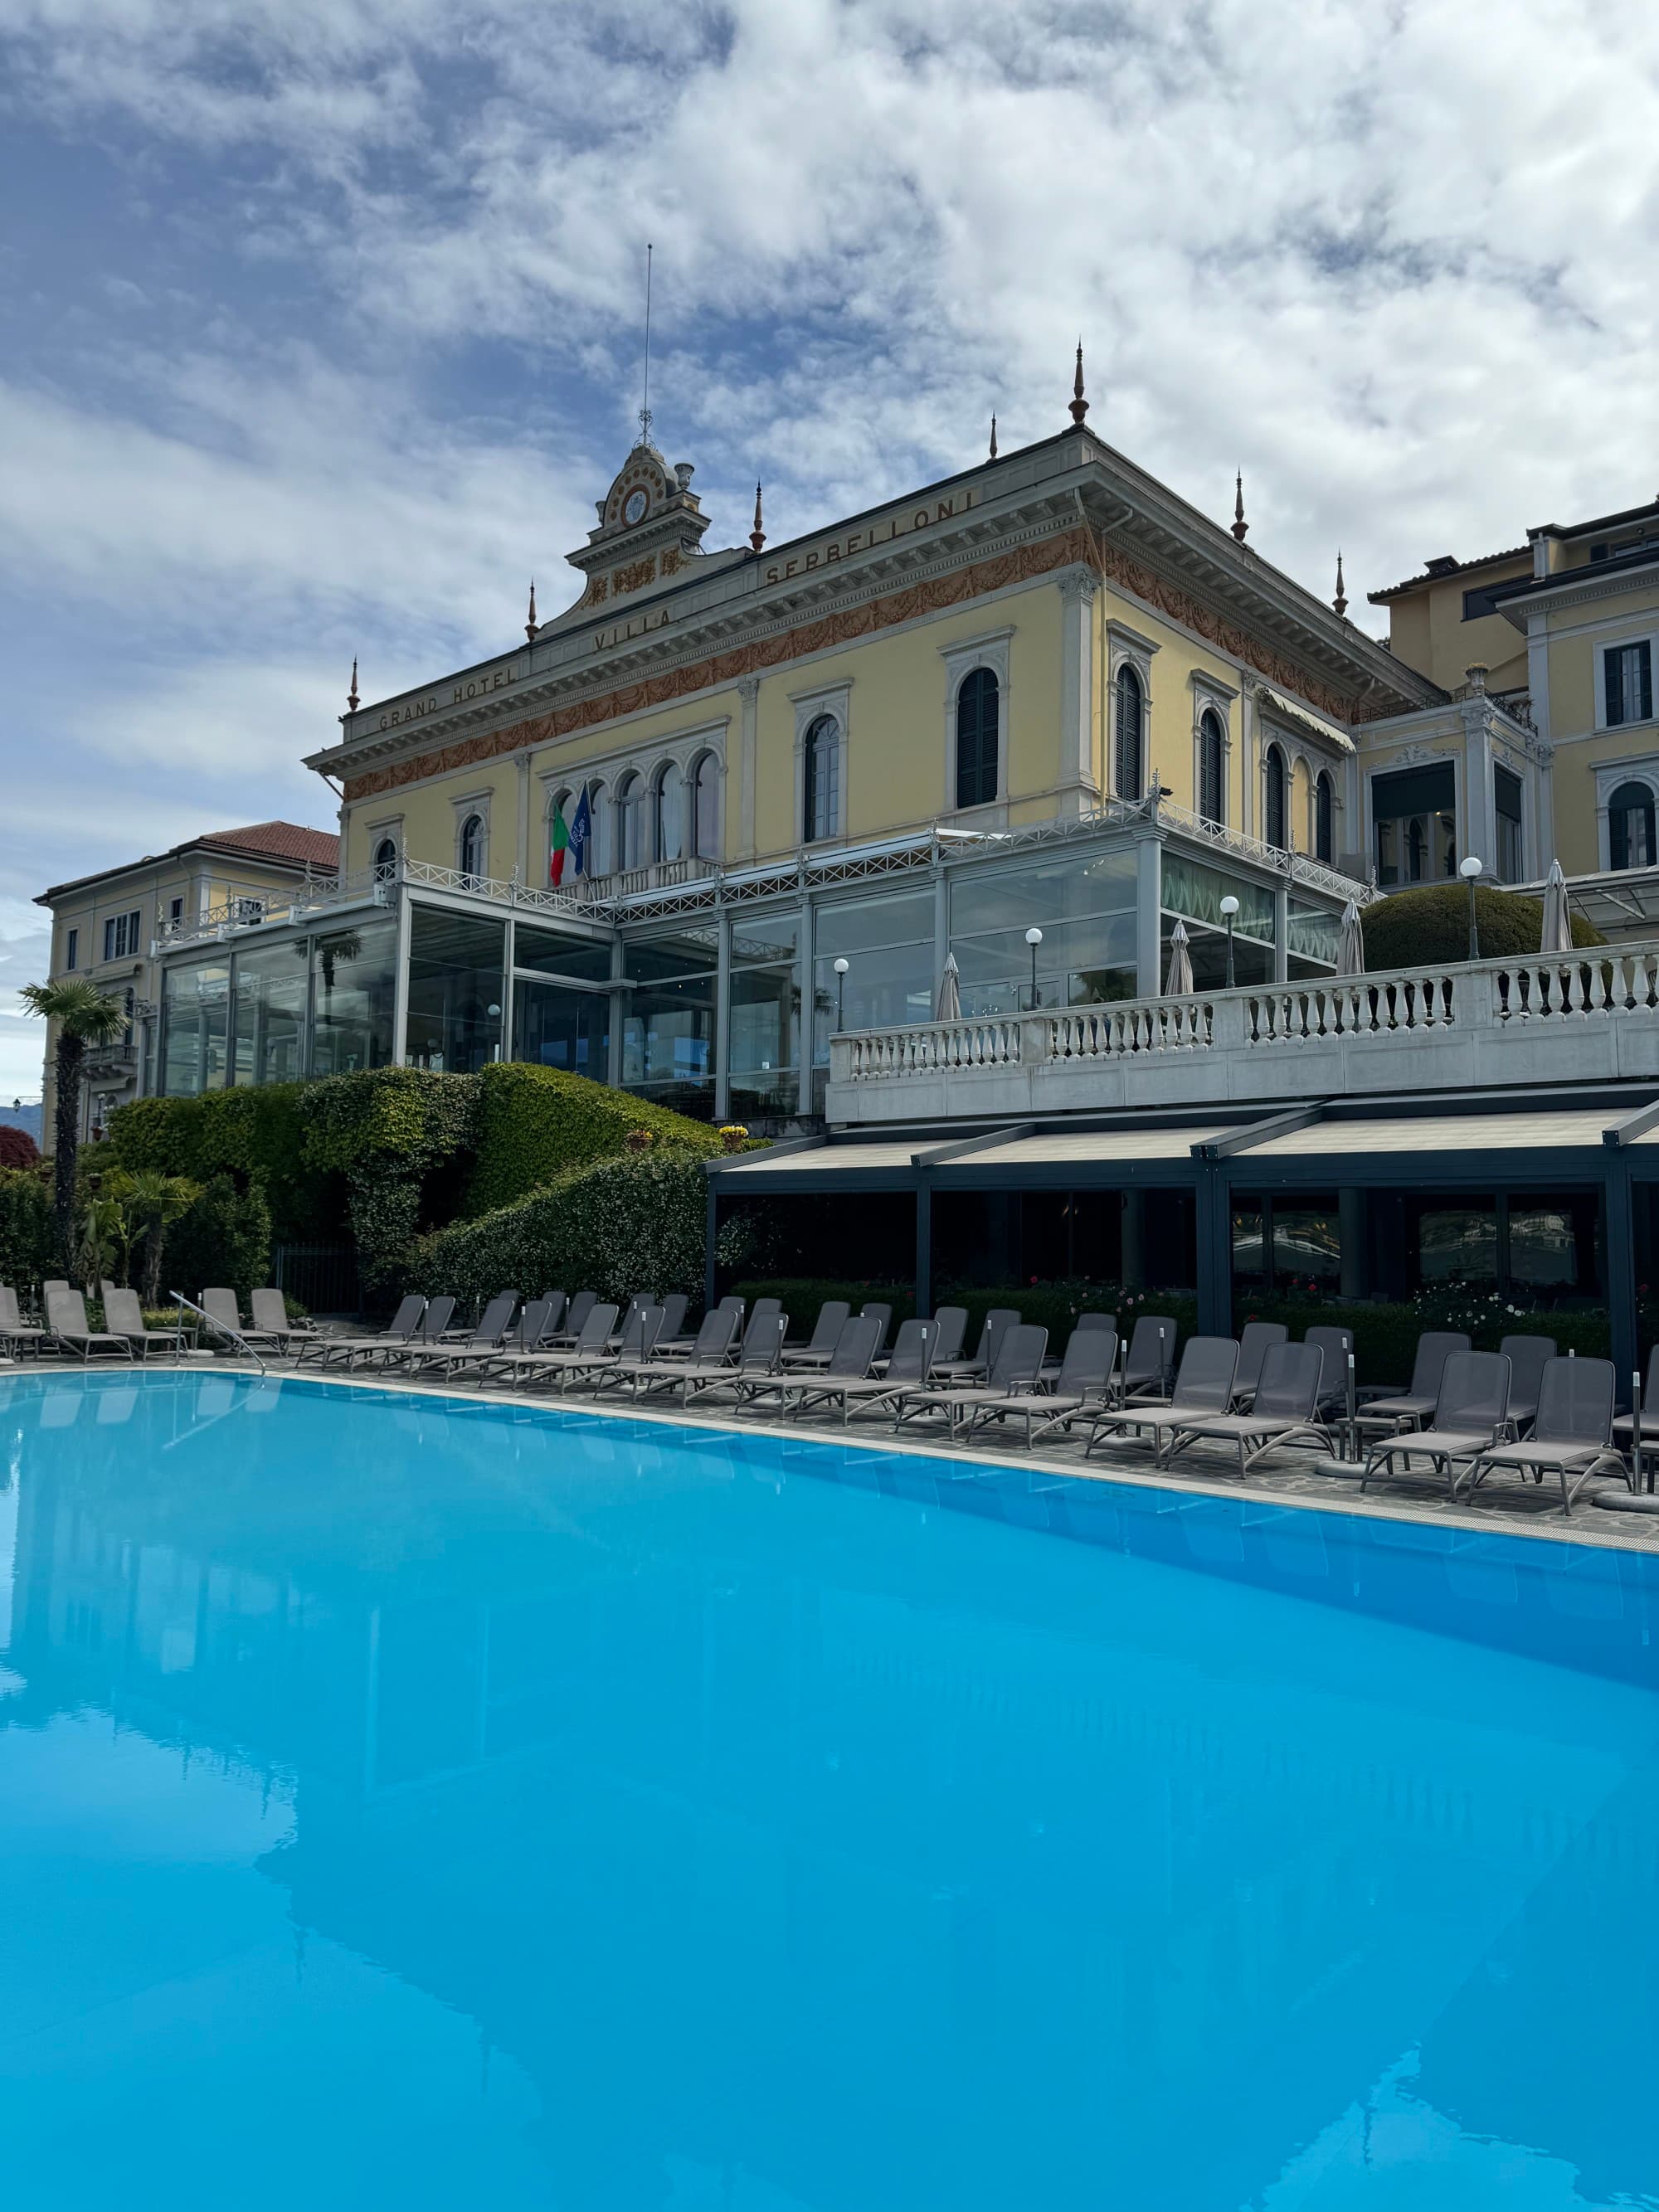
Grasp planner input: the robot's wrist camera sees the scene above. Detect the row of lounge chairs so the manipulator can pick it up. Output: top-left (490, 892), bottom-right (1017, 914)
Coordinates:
top-left (0, 1283), bottom-right (324, 1363)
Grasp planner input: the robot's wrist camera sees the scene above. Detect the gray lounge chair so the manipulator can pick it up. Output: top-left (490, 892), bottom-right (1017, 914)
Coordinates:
top-left (671, 1312), bottom-right (789, 1407)
top-left (746, 1315), bottom-right (885, 1416)
top-left (966, 1325), bottom-right (1120, 1450)
top-left (1354, 1330), bottom-right (1470, 1437)
top-left (500, 1302), bottom-right (620, 1389)
top-left (407, 1292), bottom-right (520, 1378)
top-left (1086, 1335), bottom-right (1239, 1460)
top-left (786, 1317), bottom-right (937, 1426)
top-left (46, 1286), bottom-right (134, 1364)
top-left (445, 1297), bottom-right (559, 1385)
top-left (1121, 1313), bottom-right (1180, 1399)
top-left (1497, 1332), bottom-right (1557, 1433)
top-left (893, 1324), bottom-right (1049, 1439)
top-left (545, 1289), bottom-right (600, 1347)
top-left (928, 1307), bottom-right (1019, 1386)
top-left (1161, 1341), bottom-right (1333, 1477)
top-left (1613, 1344), bottom-right (1659, 1456)
top-left (1305, 1325), bottom-right (1355, 1418)
top-left (249, 1288), bottom-right (324, 1354)
top-left (201, 1286), bottom-right (284, 1353)
top-left (1465, 1357), bottom-right (1626, 1516)
top-left (309, 1294), bottom-right (426, 1369)
top-left (1360, 1349), bottom-right (1511, 1500)
top-left (656, 1294), bottom-right (742, 1359)
top-left (0, 1286), bottom-right (48, 1359)
top-left (777, 1300), bottom-right (853, 1371)
top-left (367, 1296), bottom-right (459, 1372)
top-left (567, 1305), bottom-right (666, 1393)
top-left (924, 1306), bottom-right (969, 1368)
top-left (102, 1286), bottom-right (177, 1360)
top-left (635, 1305), bottom-right (741, 1393)
top-left (1229, 1320), bottom-right (1288, 1410)
top-left (859, 1303), bottom-right (893, 1355)
top-left (654, 1293), bottom-right (689, 1344)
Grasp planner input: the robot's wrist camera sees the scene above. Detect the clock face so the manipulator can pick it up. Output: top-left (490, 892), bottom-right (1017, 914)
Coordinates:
top-left (623, 489), bottom-right (649, 526)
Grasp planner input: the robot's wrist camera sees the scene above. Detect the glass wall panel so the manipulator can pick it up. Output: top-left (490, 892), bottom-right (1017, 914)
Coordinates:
top-left (623, 926), bottom-right (721, 983)
top-left (1287, 899), bottom-right (1341, 969)
top-left (951, 850), bottom-right (1141, 1013)
top-left (812, 891), bottom-right (934, 1062)
top-left (622, 975), bottom-right (716, 1089)
top-left (513, 980), bottom-right (609, 1081)
top-left (1165, 915), bottom-right (1272, 992)
top-left (730, 966), bottom-right (799, 1082)
top-left (404, 909), bottom-right (503, 1075)
top-left (514, 921), bottom-right (614, 984)
top-left (1373, 762), bottom-right (1457, 886)
top-left (160, 960), bottom-right (230, 1098)
top-left (1160, 857), bottom-right (1275, 939)
top-left (948, 850), bottom-right (1135, 936)
top-left (731, 916), bottom-right (798, 965)
top-left (231, 939), bottom-right (309, 1088)
top-left (814, 892), bottom-right (933, 961)
top-left (1414, 1199), bottom-right (1498, 1284)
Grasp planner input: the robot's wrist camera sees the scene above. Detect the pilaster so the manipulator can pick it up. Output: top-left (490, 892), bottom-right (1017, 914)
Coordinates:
top-left (737, 677), bottom-right (760, 859)
top-left (1057, 566), bottom-right (1100, 818)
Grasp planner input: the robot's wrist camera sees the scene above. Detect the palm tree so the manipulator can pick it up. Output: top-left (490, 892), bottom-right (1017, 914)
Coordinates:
top-left (110, 1169), bottom-right (202, 1308)
top-left (19, 979), bottom-right (129, 1272)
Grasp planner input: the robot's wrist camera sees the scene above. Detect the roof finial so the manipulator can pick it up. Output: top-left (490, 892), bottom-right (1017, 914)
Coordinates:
top-left (1069, 339), bottom-right (1088, 426)
top-left (635, 241), bottom-right (654, 449)
top-left (1232, 471), bottom-right (1248, 542)
top-left (1333, 550), bottom-right (1348, 618)
top-left (749, 483), bottom-right (766, 555)
top-left (525, 580), bottom-right (539, 640)
top-left (346, 657), bottom-right (359, 714)
top-left (989, 413), bottom-right (999, 460)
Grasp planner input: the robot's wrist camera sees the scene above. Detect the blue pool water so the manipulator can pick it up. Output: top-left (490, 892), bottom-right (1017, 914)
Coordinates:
top-left (1, 1372), bottom-right (1657, 2210)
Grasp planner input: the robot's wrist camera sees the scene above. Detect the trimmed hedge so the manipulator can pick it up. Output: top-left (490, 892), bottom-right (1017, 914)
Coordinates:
top-left (1364, 883), bottom-right (1602, 970)
top-left (1231, 1290), bottom-right (1609, 1384)
top-left (465, 1062), bottom-right (721, 1217)
top-left (415, 1155), bottom-right (709, 1306)
top-left (0, 1167), bottom-right (55, 1288)
top-left (163, 1173), bottom-right (273, 1303)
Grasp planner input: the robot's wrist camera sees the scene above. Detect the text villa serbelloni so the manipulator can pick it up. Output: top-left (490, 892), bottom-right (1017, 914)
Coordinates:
top-left (373, 487), bottom-right (978, 725)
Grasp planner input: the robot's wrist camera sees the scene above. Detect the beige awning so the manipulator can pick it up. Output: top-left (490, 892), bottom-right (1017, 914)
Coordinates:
top-left (1247, 1109), bottom-right (1612, 1159)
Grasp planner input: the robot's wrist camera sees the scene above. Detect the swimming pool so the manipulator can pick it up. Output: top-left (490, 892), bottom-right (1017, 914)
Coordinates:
top-left (2, 1369), bottom-right (1656, 2210)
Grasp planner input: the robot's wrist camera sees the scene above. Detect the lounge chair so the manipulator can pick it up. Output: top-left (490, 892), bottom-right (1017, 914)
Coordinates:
top-left (249, 1288), bottom-right (324, 1354)
top-left (654, 1293), bottom-right (689, 1344)
top-left (1360, 1349), bottom-right (1511, 1500)
top-left (893, 1324), bottom-right (1050, 1439)
top-left (445, 1297), bottom-right (560, 1385)
top-left (859, 1303), bottom-right (893, 1356)
top-left (1228, 1320), bottom-right (1288, 1410)
top-left (669, 1313), bottom-right (789, 1407)
top-left (1084, 1336), bottom-right (1239, 1461)
top-left (102, 1286), bottom-right (178, 1361)
top-left (1120, 1313), bottom-right (1180, 1399)
top-left (928, 1307), bottom-right (1019, 1386)
top-left (785, 1317), bottom-right (937, 1425)
top-left (656, 1294), bottom-right (742, 1359)
top-left (1465, 1357), bottom-right (1627, 1516)
top-left (565, 1305), bottom-right (666, 1393)
top-left (406, 1292), bottom-right (520, 1378)
top-left (1497, 1332), bottom-right (1557, 1433)
top-left (201, 1286), bottom-right (285, 1353)
top-left (1612, 1345), bottom-right (1659, 1459)
top-left (367, 1296), bottom-right (459, 1373)
top-left (605, 1293), bottom-right (659, 1349)
top-left (497, 1301), bottom-right (620, 1388)
top-left (965, 1325), bottom-right (1119, 1450)
top-left (924, 1306), bottom-right (969, 1369)
top-left (634, 1305), bottom-right (741, 1394)
top-left (46, 1286), bottom-right (134, 1364)
top-left (744, 1315), bottom-right (885, 1417)
top-left (1353, 1330), bottom-right (1470, 1438)
top-left (1305, 1325), bottom-right (1355, 1416)
top-left (0, 1286), bottom-right (48, 1359)
top-left (777, 1300), bottom-right (853, 1371)
top-left (545, 1289), bottom-right (600, 1347)
top-left (1161, 1341), bottom-right (1333, 1478)
top-left (308, 1294), bottom-right (426, 1369)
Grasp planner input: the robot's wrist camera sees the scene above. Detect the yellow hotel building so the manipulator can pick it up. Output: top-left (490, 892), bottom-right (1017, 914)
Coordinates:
top-left (139, 364), bottom-right (1658, 1126)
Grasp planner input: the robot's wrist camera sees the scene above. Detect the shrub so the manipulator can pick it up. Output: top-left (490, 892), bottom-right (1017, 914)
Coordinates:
top-left (0, 1167), bottom-right (55, 1287)
top-left (1363, 883), bottom-right (1602, 970)
top-left (164, 1174), bottom-right (273, 1302)
top-left (464, 1062), bottom-right (721, 1217)
top-left (414, 1154), bottom-right (711, 1307)
top-left (1231, 1287), bottom-right (1610, 1385)
top-left (727, 1277), bottom-right (1185, 1344)
top-left (0, 1125), bottom-right (39, 1169)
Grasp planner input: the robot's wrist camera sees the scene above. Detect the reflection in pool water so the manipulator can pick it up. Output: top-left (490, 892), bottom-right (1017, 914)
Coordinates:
top-left (1, 1372), bottom-right (1656, 2210)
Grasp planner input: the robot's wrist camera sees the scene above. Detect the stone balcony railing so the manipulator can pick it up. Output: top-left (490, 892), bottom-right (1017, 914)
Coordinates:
top-left (825, 945), bottom-right (1659, 1123)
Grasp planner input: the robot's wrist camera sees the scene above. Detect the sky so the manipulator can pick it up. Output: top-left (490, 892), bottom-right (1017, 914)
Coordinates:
top-left (2, 0), bottom-right (1657, 1099)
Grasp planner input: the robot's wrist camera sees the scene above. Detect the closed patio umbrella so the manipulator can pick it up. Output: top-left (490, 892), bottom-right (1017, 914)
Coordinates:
top-left (1337, 898), bottom-right (1365, 976)
top-left (1540, 858), bottom-right (1574, 954)
top-left (1164, 920), bottom-right (1194, 995)
top-left (935, 952), bottom-right (962, 1021)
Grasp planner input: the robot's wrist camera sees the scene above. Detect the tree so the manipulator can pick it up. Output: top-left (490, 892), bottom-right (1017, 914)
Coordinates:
top-left (0, 1125), bottom-right (39, 1169)
top-left (108, 1169), bottom-right (203, 1307)
top-left (18, 980), bottom-right (129, 1274)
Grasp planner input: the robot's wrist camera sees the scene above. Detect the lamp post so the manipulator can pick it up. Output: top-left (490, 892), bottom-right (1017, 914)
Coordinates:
top-left (1459, 854), bottom-right (1483, 961)
top-left (1219, 895), bottom-right (1239, 989)
top-left (833, 956), bottom-right (849, 1032)
top-left (1024, 926), bottom-right (1044, 1011)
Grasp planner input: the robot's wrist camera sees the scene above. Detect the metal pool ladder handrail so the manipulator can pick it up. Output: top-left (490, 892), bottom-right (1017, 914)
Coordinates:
top-left (170, 1291), bottom-right (267, 1377)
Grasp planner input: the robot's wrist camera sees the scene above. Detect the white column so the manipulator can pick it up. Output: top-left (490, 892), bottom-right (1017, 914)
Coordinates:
top-left (714, 910), bottom-right (732, 1121)
top-left (737, 677), bottom-right (760, 859)
top-left (392, 886), bottom-right (412, 1066)
top-left (1058, 568), bottom-right (1100, 818)
top-left (1272, 879), bottom-right (1290, 984)
top-left (795, 892), bottom-right (814, 1118)
top-left (1135, 829), bottom-right (1163, 995)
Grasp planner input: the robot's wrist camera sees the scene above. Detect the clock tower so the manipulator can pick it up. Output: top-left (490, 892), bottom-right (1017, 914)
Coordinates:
top-left (565, 442), bottom-right (713, 615)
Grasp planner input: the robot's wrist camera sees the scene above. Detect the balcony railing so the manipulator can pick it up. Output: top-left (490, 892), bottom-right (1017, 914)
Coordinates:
top-left (827, 944), bottom-right (1659, 1121)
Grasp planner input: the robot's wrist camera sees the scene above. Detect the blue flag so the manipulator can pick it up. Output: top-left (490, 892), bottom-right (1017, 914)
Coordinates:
top-left (568, 785), bottom-right (591, 877)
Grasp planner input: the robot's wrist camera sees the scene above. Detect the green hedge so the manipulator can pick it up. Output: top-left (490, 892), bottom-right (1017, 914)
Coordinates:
top-left (465, 1062), bottom-right (721, 1217)
top-left (414, 1155), bottom-right (709, 1306)
top-left (729, 1278), bottom-right (1184, 1344)
top-left (0, 1168), bottom-right (55, 1289)
top-left (163, 1174), bottom-right (274, 1303)
top-left (1233, 1290), bottom-right (1609, 1385)
top-left (1364, 882), bottom-right (1602, 970)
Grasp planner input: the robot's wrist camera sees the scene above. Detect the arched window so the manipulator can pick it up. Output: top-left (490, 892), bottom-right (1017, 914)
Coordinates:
top-left (803, 717), bottom-right (839, 843)
top-left (584, 780), bottom-right (609, 875)
top-left (615, 772), bottom-right (644, 871)
top-left (651, 765), bottom-right (679, 863)
top-left (956, 667), bottom-right (999, 810)
top-left (1314, 772), bottom-right (1335, 863)
top-left (372, 837), bottom-right (397, 882)
top-left (1609, 780), bottom-right (1657, 870)
top-left (1198, 709), bottom-right (1225, 828)
top-left (1115, 664), bottom-right (1144, 800)
top-left (691, 751), bottom-right (721, 861)
top-left (458, 813), bottom-right (484, 882)
top-left (1264, 747), bottom-right (1287, 851)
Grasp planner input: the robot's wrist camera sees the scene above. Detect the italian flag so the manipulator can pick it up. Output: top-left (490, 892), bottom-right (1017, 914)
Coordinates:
top-left (548, 802), bottom-right (570, 886)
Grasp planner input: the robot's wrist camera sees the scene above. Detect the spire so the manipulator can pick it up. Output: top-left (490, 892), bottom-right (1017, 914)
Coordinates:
top-left (635, 242), bottom-right (654, 449)
top-left (749, 483), bottom-right (766, 555)
top-left (1333, 551), bottom-right (1348, 618)
top-left (525, 580), bottom-right (539, 641)
top-left (1068, 340), bottom-right (1088, 426)
top-left (1231, 471), bottom-right (1248, 542)
top-left (989, 413), bottom-right (999, 461)
top-left (346, 657), bottom-right (359, 714)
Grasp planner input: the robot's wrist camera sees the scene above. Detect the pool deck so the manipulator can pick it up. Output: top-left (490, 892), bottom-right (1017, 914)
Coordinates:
top-left (14, 1346), bottom-right (1657, 1557)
